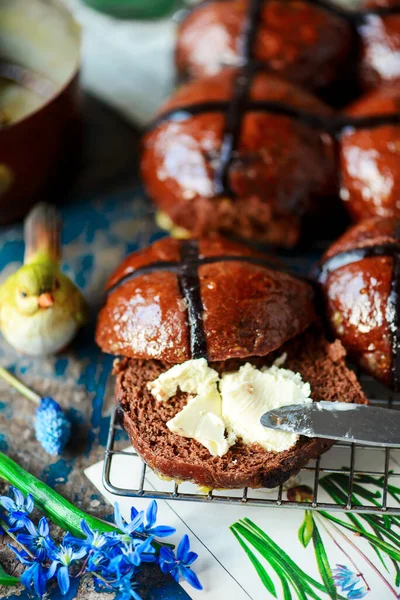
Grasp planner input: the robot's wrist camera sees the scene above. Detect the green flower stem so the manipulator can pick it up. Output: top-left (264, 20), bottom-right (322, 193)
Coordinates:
top-left (315, 515), bottom-right (370, 592)
top-left (318, 514), bottom-right (398, 599)
top-left (0, 519), bottom-right (26, 587)
top-left (0, 518), bottom-right (35, 559)
top-left (0, 452), bottom-right (171, 551)
top-left (0, 563), bottom-right (19, 587)
top-left (0, 453), bottom-right (117, 537)
top-left (0, 367), bottom-right (40, 405)
top-left (90, 572), bottom-right (113, 589)
top-left (75, 552), bottom-right (91, 578)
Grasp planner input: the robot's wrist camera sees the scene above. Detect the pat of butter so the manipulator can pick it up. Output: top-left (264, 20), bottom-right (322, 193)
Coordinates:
top-left (148, 357), bottom-right (312, 457)
top-left (147, 358), bottom-right (219, 402)
top-left (147, 359), bottom-right (230, 456)
top-left (220, 363), bottom-right (312, 453)
top-left (167, 384), bottom-right (232, 457)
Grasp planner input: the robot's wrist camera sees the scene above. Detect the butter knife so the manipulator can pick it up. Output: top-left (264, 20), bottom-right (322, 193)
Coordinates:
top-left (260, 402), bottom-right (400, 447)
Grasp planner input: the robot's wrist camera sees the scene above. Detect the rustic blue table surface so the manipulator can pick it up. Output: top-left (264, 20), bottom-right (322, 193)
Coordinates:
top-left (0, 96), bottom-right (191, 600)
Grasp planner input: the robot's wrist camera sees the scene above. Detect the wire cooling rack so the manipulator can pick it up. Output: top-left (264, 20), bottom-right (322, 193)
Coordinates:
top-left (103, 373), bottom-right (400, 515)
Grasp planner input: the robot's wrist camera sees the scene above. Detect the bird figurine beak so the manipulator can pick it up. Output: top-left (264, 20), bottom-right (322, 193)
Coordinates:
top-left (38, 292), bottom-right (54, 309)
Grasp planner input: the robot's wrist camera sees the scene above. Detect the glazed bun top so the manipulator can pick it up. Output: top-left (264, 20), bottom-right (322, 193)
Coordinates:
top-left (340, 84), bottom-right (400, 222)
top-left (358, 0), bottom-right (400, 90)
top-left (322, 216), bottom-right (400, 262)
top-left (319, 217), bottom-right (400, 389)
top-left (96, 236), bottom-right (316, 363)
top-left (176, 0), bottom-right (353, 92)
top-left (141, 68), bottom-right (336, 247)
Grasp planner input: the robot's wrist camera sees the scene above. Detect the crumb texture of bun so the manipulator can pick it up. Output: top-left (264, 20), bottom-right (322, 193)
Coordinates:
top-left (96, 236), bottom-right (316, 363)
top-left (320, 217), bottom-right (400, 388)
top-left (358, 0), bottom-right (400, 90)
top-left (141, 69), bottom-right (336, 247)
top-left (176, 0), bottom-right (353, 91)
top-left (116, 325), bottom-right (367, 490)
top-left (340, 84), bottom-right (400, 222)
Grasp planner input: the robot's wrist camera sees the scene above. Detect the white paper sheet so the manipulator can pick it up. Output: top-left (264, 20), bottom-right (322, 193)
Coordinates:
top-left (86, 444), bottom-right (400, 600)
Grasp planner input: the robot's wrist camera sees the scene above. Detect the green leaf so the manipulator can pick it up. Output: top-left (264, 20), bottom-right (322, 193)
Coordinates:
top-left (298, 511), bottom-right (314, 548)
top-left (320, 478), bottom-right (400, 553)
top-left (0, 564), bottom-right (19, 586)
top-left (232, 523), bottom-right (293, 600)
top-left (240, 518), bottom-right (326, 592)
top-left (280, 574), bottom-right (293, 600)
top-left (330, 474), bottom-right (381, 504)
top-left (312, 520), bottom-right (337, 600)
top-left (392, 558), bottom-right (400, 587)
top-left (363, 516), bottom-right (400, 547)
top-left (320, 512), bottom-right (400, 561)
top-left (322, 476), bottom-right (399, 569)
top-left (234, 521), bottom-right (321, 599)
top-left (230, 526), bottom-right (277, 597)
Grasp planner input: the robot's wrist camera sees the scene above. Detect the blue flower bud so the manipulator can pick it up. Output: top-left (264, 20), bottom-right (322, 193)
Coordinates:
top-left (34, 397), bottom-right (71, 456)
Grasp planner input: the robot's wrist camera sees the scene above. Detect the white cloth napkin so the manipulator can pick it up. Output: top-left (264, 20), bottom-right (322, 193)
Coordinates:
top-left (64, 0), bottom-right (176, 125)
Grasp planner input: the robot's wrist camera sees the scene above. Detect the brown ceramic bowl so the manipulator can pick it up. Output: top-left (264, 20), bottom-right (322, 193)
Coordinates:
top-left (0, 0), bottom-right (81, 224)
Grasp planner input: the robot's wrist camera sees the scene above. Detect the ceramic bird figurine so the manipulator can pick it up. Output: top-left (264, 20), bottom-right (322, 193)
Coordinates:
top-left (0, 203), bottom-right (87, 356)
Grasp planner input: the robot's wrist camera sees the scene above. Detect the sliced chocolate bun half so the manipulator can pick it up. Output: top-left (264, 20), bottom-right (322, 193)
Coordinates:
top-left (115, 326), bottom-right (367, 490)
top-left (97, 236), bottom-right (367, 489)
top-left (141, 69), bottom-right (337, 248)
top-left (317, 217), bottom-right (400, 390)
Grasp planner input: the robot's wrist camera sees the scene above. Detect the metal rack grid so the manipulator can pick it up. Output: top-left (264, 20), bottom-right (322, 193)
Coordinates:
top-left (103, 376), bottom-right (400, 515)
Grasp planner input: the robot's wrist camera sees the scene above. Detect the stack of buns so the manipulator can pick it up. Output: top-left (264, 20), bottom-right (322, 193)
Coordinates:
top-left (96, 0), bottom-right (400, 489)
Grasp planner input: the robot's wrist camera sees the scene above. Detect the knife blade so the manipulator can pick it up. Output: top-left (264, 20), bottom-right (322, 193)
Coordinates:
top-left (260, 402), bottom-right (400, 447)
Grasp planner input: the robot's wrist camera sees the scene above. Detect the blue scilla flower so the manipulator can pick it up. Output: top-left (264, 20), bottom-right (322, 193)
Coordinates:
top-left (114, 501), bottom-right (175, 539)
top-left (47, 542), bottom-right (87, 595)
top-left (332, 564), bottom-right (368, 599)
top-left (159, 534), bottom-right (202, 590)
top-left (102, 553), bottom-right (132, 582)
top-left (17, 517), bottom-right (55, 561)
top-left (121, 537), bottom-right (157, 567)
top-left (110, 572), bottom-right (142, 600)
top-left (0, 486), bottom-right (34, 531)
top-left (35, 397), bottom-right (71, 456)
top-left (64, 519), bottom-right (118, 553)
top-left (9, 545), bottom-right (49, 598)
top-left (86, 550), bottom-right (108, 574)
top-left (114, 503), bottom-right (145, 539)
top-left (143, 501), bottom-right (176, 538)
